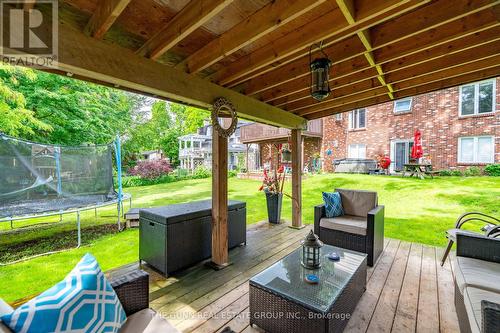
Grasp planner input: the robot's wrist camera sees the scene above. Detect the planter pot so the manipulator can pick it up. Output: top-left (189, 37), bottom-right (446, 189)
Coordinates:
top-left (265, 192), bottom-right (283, 224)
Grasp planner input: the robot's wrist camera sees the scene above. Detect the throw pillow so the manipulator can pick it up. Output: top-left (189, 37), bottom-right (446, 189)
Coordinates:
top-left (322, 192), bottom-right (344, 217)
top-left (1, 253), bottom-right (126, 333)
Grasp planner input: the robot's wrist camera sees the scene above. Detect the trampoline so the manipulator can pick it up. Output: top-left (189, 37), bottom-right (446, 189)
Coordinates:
top-left (0, 133), bottom-right (130, 250)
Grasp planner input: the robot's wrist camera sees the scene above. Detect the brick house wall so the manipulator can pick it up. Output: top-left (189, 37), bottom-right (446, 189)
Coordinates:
top-left (322, 77), bottom-right (499, 172)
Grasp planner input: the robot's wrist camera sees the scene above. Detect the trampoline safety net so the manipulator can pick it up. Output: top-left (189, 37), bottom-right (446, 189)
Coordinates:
top-left (0, 134), bottom-right (118, 218)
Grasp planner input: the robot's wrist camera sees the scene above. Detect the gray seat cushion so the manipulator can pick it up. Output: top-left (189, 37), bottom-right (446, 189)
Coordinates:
top-left (0, 299), bottom-right (13, 333)
top-left (463, 286), bottom-right (500, 333)
top-left (119, 308), bottom-right (180, 333)
top-left (452, 256), bottom-right (500, 294)
top-left (320, 215), bottom-right (367, 236)
top-left (335, 188), bottom-right (377, 217)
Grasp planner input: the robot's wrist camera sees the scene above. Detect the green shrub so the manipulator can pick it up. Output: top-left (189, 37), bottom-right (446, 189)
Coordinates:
top-left (464, 166), bottom-right (481, 177)
top-left (192, 166), bottom-right (211, 179)
top-left (439, 170), bottom-right (452, 176)
top-left (228, 170), bottom-right (238, 178)
top-left (120, 174), bottom-right (175, 187)
top-left (451, 170), bottom-right (463, 177)
top-left (484, 164), bottom-right (500, 176)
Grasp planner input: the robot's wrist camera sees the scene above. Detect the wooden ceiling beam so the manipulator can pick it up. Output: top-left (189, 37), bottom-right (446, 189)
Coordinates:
top-left (84, 0), bottom-right (132, 39)
top-left (385, 41), bottom-right (500, 83)
top-left (8, 22), bottom-right (306, 129)
top-left (242, 7), bottom-right (500, 100)
top-left (213, 0), bottom-right (428, 86)
top-left (180, 0), bottom-right (328, 74)
top-left (243, 35), bottom-right (365, 96)
top-left (137, 0), bottom-right (234, 60)
top-left (298, 58), bottom-right (500, 118)
top-left (266, 66), bottom-right (378, 106)
top-left (304, 66), bottom-right (500, 120)
top-left (370, 0), bottom-right (499, 49)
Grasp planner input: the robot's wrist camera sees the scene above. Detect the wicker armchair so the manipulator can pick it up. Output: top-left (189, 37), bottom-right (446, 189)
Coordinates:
top-left (440, 212), bottom-right (499, 266)
top-left (0, 269), bottom-right (179, 333)
top-left (453, 233), bottom-right (500, 333)
top-left (314, 189), bottom-right (384, 266)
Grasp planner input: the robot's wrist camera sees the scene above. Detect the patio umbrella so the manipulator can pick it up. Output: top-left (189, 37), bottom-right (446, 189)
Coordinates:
top-left (411, 129), bottom-right (423, 159)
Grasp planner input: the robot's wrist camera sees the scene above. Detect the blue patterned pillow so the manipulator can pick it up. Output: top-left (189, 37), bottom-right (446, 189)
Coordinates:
top-left (322, 192), bottom-right (344, 217)
top-left (1, 253), bottom-right (126, 333)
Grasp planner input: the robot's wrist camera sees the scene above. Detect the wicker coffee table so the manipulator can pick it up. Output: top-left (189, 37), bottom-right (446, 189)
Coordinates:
top-left (249, 244), bottom-right (367, 333)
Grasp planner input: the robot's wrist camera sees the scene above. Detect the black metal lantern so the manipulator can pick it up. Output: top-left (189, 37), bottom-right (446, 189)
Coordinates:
top-left (309, 44), bottom-right (332, 101)
top-left (301, 230), bottom-right (323, 269)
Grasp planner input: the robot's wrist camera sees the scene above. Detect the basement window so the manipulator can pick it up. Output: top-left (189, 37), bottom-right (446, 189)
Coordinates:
top-left (458, 136), bottom-right (494, 163)
top-left (348, 144), bottom-right (367, 159)
top-left (459, 79), bottom-right (495, 116)
top-left (393, 97), bottom-right (412, 113)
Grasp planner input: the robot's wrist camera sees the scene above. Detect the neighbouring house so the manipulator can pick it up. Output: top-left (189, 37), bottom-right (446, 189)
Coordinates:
top-left (140, 150), bottom-right (164, 161)
top-left (239, 119), bottom-right (323, 172)
top-left (322, 77), bottom-right (499, 173)
top-left (178, 121), bottom-right (246, 171)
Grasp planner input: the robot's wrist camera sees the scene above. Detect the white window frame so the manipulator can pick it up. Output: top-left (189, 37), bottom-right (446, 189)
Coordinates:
top-left (457, 136), bottom-right (495, 164)
top-left (393, 97), bottom-right (412, 113)
top-left (348, 109), bottom-right (366, 130)
top-left (348, 144), bottom-right (367, 159)
top-left (458, 79), bottom-right (496, 117)
top-left (335, 113), bottom-right (342, 121)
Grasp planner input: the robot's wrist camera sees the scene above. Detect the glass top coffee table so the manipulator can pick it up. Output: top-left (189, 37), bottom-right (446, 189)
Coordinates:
top-left (249, 244), bottom-right (367, 333)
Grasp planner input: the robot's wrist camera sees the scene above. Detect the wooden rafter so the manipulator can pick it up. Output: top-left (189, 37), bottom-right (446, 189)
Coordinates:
top-left (212, 0), bottom-right (429, 86)
top-left (252, 7), bottom-right (500, 111)
top-left (6, 21), bottom-right (306, 129)
top-left (180, 0), bottom-right (327, 74)
top-left (292, 43), bottom-right (500, 115)
top-left (84, 0), bottom-right (132, 39)
top-left (242, 7), bottom-right (499, 102)
top-left (137, 0), bottom-right (234, 60)
top-left (301, 61), bottom-right (500, 119)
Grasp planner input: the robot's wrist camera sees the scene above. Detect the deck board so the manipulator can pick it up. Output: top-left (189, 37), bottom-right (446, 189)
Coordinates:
top-left (119, 222), bottom-right (458, 333)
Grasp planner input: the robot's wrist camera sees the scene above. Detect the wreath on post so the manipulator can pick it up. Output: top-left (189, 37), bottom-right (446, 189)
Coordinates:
top-left (211, 97), bottom-right (238, 138)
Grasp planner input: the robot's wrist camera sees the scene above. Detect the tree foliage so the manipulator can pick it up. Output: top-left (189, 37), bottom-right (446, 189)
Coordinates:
top-left (0, 63), bottom-right (140, 145)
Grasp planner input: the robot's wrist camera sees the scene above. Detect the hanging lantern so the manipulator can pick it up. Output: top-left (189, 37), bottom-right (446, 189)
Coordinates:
top-left (301, 230), bottom-right (323, 269)
top-left (309, 43), bottom-right (332, 101)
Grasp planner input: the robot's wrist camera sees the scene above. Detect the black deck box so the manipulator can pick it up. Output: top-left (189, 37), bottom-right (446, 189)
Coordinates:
top-left (139, 200), bottom-right (246, 275)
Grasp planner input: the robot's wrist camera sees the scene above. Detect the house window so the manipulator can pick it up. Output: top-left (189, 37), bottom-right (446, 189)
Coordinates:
top-left (393, 97), bottom-right (412, 113)
top-left (458, 136), bottom-right (494, 163)
top-left (348, 144), bottom-right (366, 159)
top-left (348, 109), bottom-right (366, 129)
top-left (459, 79), bottom-right (495, 116)
top-left (335, 113), bottom-right (342, 121)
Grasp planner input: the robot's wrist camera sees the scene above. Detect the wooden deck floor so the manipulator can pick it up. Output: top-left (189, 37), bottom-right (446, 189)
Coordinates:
top-left (119, 222), bottom-right (460, 333)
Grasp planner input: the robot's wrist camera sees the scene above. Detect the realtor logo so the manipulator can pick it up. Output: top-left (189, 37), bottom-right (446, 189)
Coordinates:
top-left (0, 0), bottom-right (58, 67)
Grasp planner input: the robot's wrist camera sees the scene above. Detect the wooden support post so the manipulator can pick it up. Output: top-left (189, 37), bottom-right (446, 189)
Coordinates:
top-left (210, 128), bottom-right (229, 269)
top-left (290, 129), bottom-right (304, 229)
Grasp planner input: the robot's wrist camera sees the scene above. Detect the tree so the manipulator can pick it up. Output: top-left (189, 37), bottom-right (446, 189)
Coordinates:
top-left (0, 64), bottom-right (52, 137)
top-left (0, 63), bottom-right (143, 145)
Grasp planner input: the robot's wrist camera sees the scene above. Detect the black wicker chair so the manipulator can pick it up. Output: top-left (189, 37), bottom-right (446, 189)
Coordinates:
top-left (314, 188), bottom-right (384, 267)
top-left (453, 232), bottom-right (500, 333)
top-left (440, 212), bottom-right (499, 266)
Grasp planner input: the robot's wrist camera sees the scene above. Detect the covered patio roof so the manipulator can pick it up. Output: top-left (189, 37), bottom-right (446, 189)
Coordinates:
top-left (7, 0), bottom-right (499, 128)
top-left (5, 0), bottom-right (499, 267)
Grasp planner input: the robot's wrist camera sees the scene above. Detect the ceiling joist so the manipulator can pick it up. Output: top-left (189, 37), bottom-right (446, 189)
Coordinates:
top-left (84, 0), bottom-right (132, 39)
top-left (181, 0), bottom-right (327, 74)
top-left (213, 0), bottom-right (428, 86)
top-left (137, 0), bottom-right (234, 60)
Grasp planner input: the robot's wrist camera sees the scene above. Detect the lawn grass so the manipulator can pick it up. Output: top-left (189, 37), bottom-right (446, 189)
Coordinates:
top-left (0, 174), bottom-right (498, 302)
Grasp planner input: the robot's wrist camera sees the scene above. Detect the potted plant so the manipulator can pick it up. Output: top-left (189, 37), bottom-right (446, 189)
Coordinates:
top-left (259, 166), bottom-right (285, 224)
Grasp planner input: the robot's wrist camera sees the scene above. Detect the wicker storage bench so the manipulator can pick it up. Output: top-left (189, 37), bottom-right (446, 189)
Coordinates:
top-left (139, 200), bottom-right (246, 275)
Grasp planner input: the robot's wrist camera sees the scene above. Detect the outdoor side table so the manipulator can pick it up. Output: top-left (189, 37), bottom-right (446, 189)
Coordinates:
top-left (249, 244), bottom-right (367, 333)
